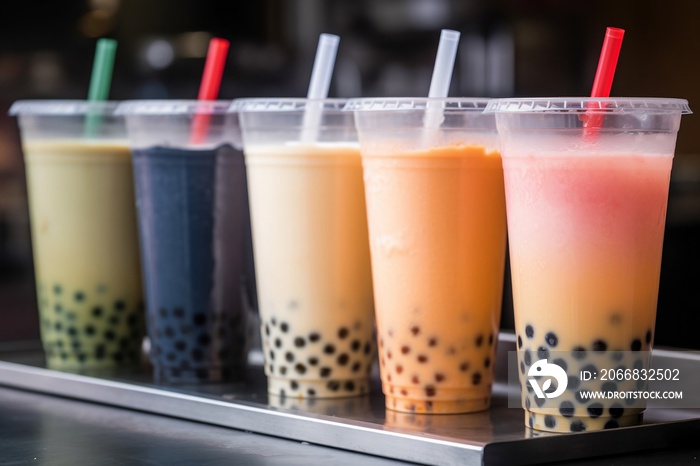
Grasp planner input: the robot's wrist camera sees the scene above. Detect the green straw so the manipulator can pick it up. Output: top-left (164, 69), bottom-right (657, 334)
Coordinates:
top-left (85, 38), bottom-right (117, 137)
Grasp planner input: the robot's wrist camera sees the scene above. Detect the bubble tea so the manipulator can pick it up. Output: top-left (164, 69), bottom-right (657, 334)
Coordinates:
top-left (350, 98), bottom-right (506, 413)
top-left (118, 100), bottom-right (256, 383)
top-left (9, 101), bottom-right (145, 371)
top-left (234, 99), bottom-right (375, 399)
top-left (487, 98), bottom-right (691, 432)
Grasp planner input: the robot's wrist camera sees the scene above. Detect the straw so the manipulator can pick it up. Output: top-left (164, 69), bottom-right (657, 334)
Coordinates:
top-left (190, 37), bottom-right (230, 144)
top-left (583, 27), bottom-right (625, 131)
top-left (84, 38), bottom-right (117, 137)
top-left (424, 29), bottom-right (461, 129)
top-left (300, 33), bottom-right (340, 143)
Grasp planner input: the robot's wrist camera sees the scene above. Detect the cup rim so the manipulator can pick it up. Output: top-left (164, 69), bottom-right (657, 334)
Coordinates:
top-left (484, 97), bottom-right (692, 114)
top-left (230, 98), bottom-right (349, 113)
top-left (115, 100), bottom-right (233, 116)
top-left (343, 97), bottom-right (492, 112)
top-left (8, 100), bottom-right (121, 116)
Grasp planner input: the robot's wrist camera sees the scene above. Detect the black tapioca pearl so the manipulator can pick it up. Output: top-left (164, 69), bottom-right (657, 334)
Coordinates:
top-left (179, 324), bottom-right (192, 334)
top-left (517, 335), bottom-right (523, 349)
top-left (525, 398), bottom-right (531, 410)
top-left (196, 368), bottom-right (209, 380)
top-left (567, 375), bottom-right (581, 390)
top-left (411, 375), bottom-right (420, 384)
top-left (570, 420), bottom-right (586, 432)
top-left (460, 361), bottom-right (470, 372)
top-left (77, 353), bottom-right (87, 363)
top-left (294, 337), bottom-right (305, 348)
top-left (71, 341), bottom-right (81, 350)
top-left (67, 313), bottom-right (77, 321)
top-left (264, 324), bottom-right (270, 336)
top-left (396, 365), bottom-right (403, 374)
top-left (344, 381), bottom-right (355, 392)
top-left (535, 396), bottom-right (545, 408)
top-left (537, 346), bottom-right (549, 359)
top-left (74, 291), bottom-right (85, 302)
top-left (55, 304), bottom-right (63, 313)
top-left (604, 420), bottom-right (620, 429)
top-left (520, 361), bottom-right (526, 374)
top-left (180, 360), bottom-right (191, 370)
top-left (193, 313), bottom-right (206, 326)
top-left (54, 322), bottom-right (63, 331)
top-left (67, 327), bottom-right (78, 337)
top-left (327, 381), bottom-right (340, 392)
top-left (525, 325), bottom-right (534, 339)
top-left (611, 351), bottom-right (624, 362)
top-left (475, 334), bottom-right (484, 347)
top-left (633, 359), bottom-right (644, 371)
top-left (410, 326), bottom-right (420, 336)
top-left (309, 332), bottom-right (320, 343)
top-left (284, 352), bottom-right (294, 363)
top-left (351, 340), bottom-right (361, 352)
top-left (645, 330), bottom-right (652, 345)
top-left (364, 342), bottom-right (372, 354)
top-left (308, 356), bottom-right (319, 366)
top-left (338, 327), bottom-right (349, 339)
top-left (112, 352), bottom-right (125, 362)
top-left (609, 404), bottom-right (624, 418)
top-left (425, 385), bottom-right (436, 397)
top-left (295, 363), bottom-right (306, 375)
top-left (631, 339), bottom-right (642, 351)
top-left (109, 316), bottom-right (120, 326)
top-left (274, 338), bottom-right (282, 349)
top-left (575, 390), bottom-right (588, 404)
top-left (192, 349), bottom-right (204, 361)
top-left (559, 401), bottom-right (575, 417)
top-left (529, 415), bottom-right (534, 429)
top-left (553, 358), bottom-right (568, 372)
top-left (320, 367), bottom-right (332, 378)
top-left (279, 366), bottom-right (287, 376)
top-left (56, 340), bottom-right (64, 348)
top-left (544, 415), bottom-right (556, 429)
top-left (127, 314), bottom-right (139, 328)
top-left (280, 322), bottom-right (289, 333)
top-left (427, 337), bottom-right (438, 347)
top-left (271, 317), bottom-right (277, 326)
top-left (289, 380), bottom-right (299, 391)
top-left (484, 358), bottom-right (491, 368)
top-left (587, 403), bottom-right (604, 418)
top-left (337, 354), bottom-right (349, 366)
top-left (119, 338), bottom-right (131, 350)
top-left (601, 381), bottom-right (617, 393)
top-left (323, 344), bottom-right (336, 355)
top-left (175, 340), bottom-right (187, 351)
top-left (60, 352), bottom-right (68, 360)
top-left (165, 326), bottom-right (175, 338)
top-left (524, 349), bottom-right (532, 365)
top-left (53, 284), bottom-right (62, 295)
top-left (488, 333), bottom-right (494, 346)
top-left (351, 361), bottom-right (361, 373)
top-left (572, 346), bottom-right (587, 360)
top-left (308, 388), bottom-right (316, 396)
top-left (472, 372), bottom-right (482, 385)
top-left (173, 308), bottom-right (185, 318)
top-left (114, 300), bottom-right (126, 312)
top-left (592, 340), bottom-right (607, 352)
top-left (544, 332), bottom-right (558, 347)
top-left (197, 334), bottom-right (211, 346)
top-left (435, 373), bottom-right (445, 382)
top-left (269, 349), bottom-right (275, 360)
top-left (417, 354), bottom-right (428, 363)
top-left (95, 345), bottom-right (106, 359)
top-left (582, 364), bottom-right (597, 375)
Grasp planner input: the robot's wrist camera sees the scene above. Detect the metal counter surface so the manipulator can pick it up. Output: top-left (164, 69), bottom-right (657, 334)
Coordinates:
top-left (1, 334), bottom-right (699, 465)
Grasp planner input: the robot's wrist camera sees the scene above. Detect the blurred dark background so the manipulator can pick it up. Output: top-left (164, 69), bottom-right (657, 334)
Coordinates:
top-left (0, 0), bottom-right (698, 349)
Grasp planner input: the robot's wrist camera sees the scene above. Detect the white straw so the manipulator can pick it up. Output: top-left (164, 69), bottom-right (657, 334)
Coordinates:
top-left (424, 29), bottom-right (461, 129)
top-left (301, 33), bottom-right (340, 142)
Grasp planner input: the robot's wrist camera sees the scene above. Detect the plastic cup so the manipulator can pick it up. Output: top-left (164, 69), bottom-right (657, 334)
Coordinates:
top-left (232, 98), bottom-right (375, 399)
top-left (486, 97), bottom-right (692, 432)
top-left (116, 100), bottom-right (256, 384)
top-left (349, 98), bottom-right (506, 414)
top-left (8, 100), bottom-right (145, 372)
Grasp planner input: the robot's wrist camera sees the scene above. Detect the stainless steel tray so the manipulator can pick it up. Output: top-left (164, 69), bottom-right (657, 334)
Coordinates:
top-left (1, 333), bottom-right (698, 466)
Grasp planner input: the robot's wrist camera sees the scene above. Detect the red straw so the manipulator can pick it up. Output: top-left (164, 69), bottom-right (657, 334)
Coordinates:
top-left (190, 37), bottom-right (230, 143)
top-left (583, 27), bottom-right (625, 131)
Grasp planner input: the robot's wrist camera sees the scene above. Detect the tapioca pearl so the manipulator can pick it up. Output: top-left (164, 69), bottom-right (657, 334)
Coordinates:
top-left (567, 375), bottom-right (581, 390)
top-left (545, 332), bottom-right (558, 348)
top-left (425, 385), bottom-right (436, 397)
top-left (611, 351), bottom-right (624, 362)
top-left (559, 401), bottom-right (575, 417)
top-left (294, 364), bottom-right (306, 375)
top-left (570, 420), bottom-right (586, 432)
top-left (630, 339), bottom-right (642, 351)
top-left (475, 334), bottom-right (484, 347)
top-left (520, 361), bottom-right (526, 374)
top-left (74, 291), bottom-right (85, 302)
top-left (294, 337), bottom-right (305, 348)
top-left (173, 307), bottom-right (185, 319)
top-left (460, 361), bottom-right (470, 372)
top-left (601, 381), bottom-right (617, 393)
top-left (525, 397), bottom-right (531, 410)
top-left (77, 353), bottom-right (87, 363)
top-left (528, 415), bottom-right (534, 429)
top-left (387, 373), bottom-right (392, 382)
top-left (592, 340), bottom-right (607, 352)
top-left (323, 344), bottom-right (336, 355)
top-left (67, 327), bottom-right (78, 337)
top-left (552, 358), bottom-right (568, 372)
top-left (337, 354), bottom-right (349, 366)
top-left (280, 322), bottom-right (289, 333)
top-left (198, 334), bottom-right (211, 346)
top-left (534, 396), bottom-right (545, 408)
top-left (71, 340), bottom-right (81, 350)
top-left (517, 335), bottom-right (523, 349)
top-left (164, 326), bottom-right (175, 338)
top-left (193, 313), bottom-right (206, 326)
top-left (351, 361), bottom-right (362, 373)
top-left (53, 284), bottom-right (63, 295)
top-left (417, 354), bottom-right (428, 363)
top-left (351, 340), bottom-right (361, 352)
top-left (363, 342), bottom-right (372, 355)
top-left (645, 330), bottom-right (652, 345)
top-left (274, 338), bottom-right (282, 349)
top-left (633, 359), bottom-right (644, 371)
top-left (581, 363), bottom-right (597, 375)
top-left (344, 381), bottom-right (356, 392)
top-left (119, 338), bottom-right (131, 350)
top-left (435, 372), bottom-right (445, 383)
top-left (308, 356), bottom-right (319, 366)
top-left (411, 375), bottom-right (420, 385)
top-left (308, 332), bottom-right (321, 343)
top-left (484, 358), bottom-right (491, 368)
top-left (410, 326), bottom-right (420, 336)
top-left (279, 366), bottom-right (287, 376)
top-left (428, 337), bottom-right (438, 347)
top-left (572, 347), bottom-right (586, 360)
top-left (268, 349), bottom-right (275, 360)
top-left (338, 327), bottom-right (349, 339)
top-left (66, 313), bottom-right (77, 321)
top-left (400, 345), bottom-right (410, 355)
top-left (544, 415), bottom-right (556, 429)
top-left (604, 420), bottom-right (619, 429)
top-left (180, 360), bottom-right (191, 370)
top-left (472, 372), bottom-right (482, 385)
top-left (109, 315), bottom-right (120, 326)
top-left (320, 367), bottom-right (332, 378)
top-left (609, 404), bottom-right (624, 418)
top-left (587, 403), bottom-right (604, 418)
top-left (95, 345), bottom-right (106, 359)
top-left (327, 381), bottom-right (340, 392)
top-left (55, 304), bottom-right (63, 313)
top-left (166, 352), bottom-right (177, 362)
top-left (537, 347), bottom-right (549, 359)
top-left (179, 323), bottom-right (192, 334)
top-left (387, 329), bottom-right (394, 337)
top-left (524, 349), bottom-right (532, 365)
top-left (525, 325), bottom-right (534, 339)
top-left (54, 321), bottom-right (63, 332)
top-left (114, 300), bottom-right (126, 312)
top-left (285, 352), bottom-right (294, 363)
top-left (196, 368), bottom-right (209, 380)
top-left (192, 349), bottom-right (204, 361)
top-left (307, 388), bottom-right (316, 397)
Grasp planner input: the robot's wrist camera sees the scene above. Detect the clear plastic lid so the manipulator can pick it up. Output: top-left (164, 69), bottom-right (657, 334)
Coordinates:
top-left (230, 98), bottom-right (348, 113)
top-left (344, 98), bottom-right (489, 112)
top-left (8, 100), bottom-right (120, 116)
top-left (115, 100), bottom-right (232, 115)
top-left (484, 97), bottom-right (692, 114)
